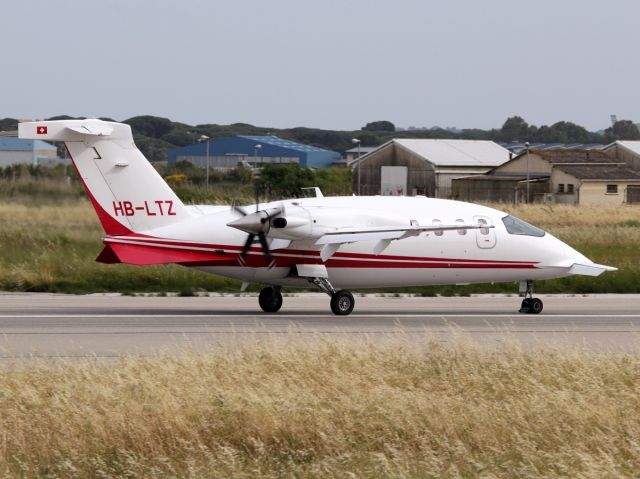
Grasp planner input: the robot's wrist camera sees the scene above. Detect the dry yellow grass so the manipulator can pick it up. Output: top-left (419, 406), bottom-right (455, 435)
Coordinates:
top-left (495, 203), bottom-right (640, 227)
top-left (1, 337), bottom-right (640, 478)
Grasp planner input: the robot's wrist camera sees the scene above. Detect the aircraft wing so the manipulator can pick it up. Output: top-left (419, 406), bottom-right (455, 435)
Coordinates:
top-left (315, 223), bottom-right (492, 260)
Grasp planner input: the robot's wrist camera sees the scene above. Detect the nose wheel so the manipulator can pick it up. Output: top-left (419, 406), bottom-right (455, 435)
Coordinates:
top-left (518, 280), bottom-right (543, 314)
top-left (330, 290), bottom-right (355, 316)
top-left (309, 277), bottom-right (356, 316)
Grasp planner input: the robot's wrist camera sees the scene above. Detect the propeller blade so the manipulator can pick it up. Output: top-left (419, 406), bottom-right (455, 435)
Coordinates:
top-left (231, 204), bottom-right (248, 217)
top-left (239, 233), bottom-right (255, 264)
top-left (257, 232), bottom-right (276, 269)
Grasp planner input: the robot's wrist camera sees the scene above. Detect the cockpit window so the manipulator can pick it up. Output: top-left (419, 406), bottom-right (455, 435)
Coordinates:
top-left (502, 215), bottom-right (545, 237)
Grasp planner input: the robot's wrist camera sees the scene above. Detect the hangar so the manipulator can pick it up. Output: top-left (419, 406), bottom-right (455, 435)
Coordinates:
top-left (350, 139), bottom-right (511, 197)
top-left (0, 137), bottom-right (59, 167)
top-left (168, 135), bottom-right (340, 169)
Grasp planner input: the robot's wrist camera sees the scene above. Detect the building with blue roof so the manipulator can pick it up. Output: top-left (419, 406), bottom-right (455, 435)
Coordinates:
top-left (168, 135), bottom-right (340, 169)
top-left (0, 137), bottom-right (60, 167)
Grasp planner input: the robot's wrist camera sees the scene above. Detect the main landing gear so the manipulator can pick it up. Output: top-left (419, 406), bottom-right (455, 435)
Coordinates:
top-left (518, 280), bottom-right (543, 314)
top-left (258, 280), bottom-right (355, 316)
top-left (258, 286), bottom-right (283, 313)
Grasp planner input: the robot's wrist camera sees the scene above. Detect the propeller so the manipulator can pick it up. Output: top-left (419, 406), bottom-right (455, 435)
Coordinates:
top-left (229, 179), bottom-right (284, 269)
top-left (230, 206), bottom-right (284, 268)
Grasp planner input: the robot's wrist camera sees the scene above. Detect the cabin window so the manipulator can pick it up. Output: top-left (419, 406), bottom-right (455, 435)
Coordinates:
top-left (477, 218), bottom-right (490, 235)
top-left (432, 219), bottom-right (443, 236)
top-left (456, 219), bottom-right (466, 235)
top-left (502, 215), bottom-right (545, 237)
top-left (558, 184), bottom-right (565, 193)
top-left (567, 184), bottom-right (575, 194)
top-left (607, 184), bottom-right (618, 194)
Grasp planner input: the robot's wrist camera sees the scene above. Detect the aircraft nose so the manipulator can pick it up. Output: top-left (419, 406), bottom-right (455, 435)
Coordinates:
top-left (543, 232), bottom-right (617, 276)
top-left (544, 232), bottom-right (590, 265)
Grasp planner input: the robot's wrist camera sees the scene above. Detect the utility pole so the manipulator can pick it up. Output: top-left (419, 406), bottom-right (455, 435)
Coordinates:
top-left (352, 138), bottom-right (361, 195)
top-left (198, 135), bottom-right (211, 188)
top-left (525, 141), bottom-right (530, 204)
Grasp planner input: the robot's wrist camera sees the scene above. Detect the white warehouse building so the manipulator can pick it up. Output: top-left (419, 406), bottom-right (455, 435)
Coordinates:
top-left (350, 138), bottom-right (512, 198)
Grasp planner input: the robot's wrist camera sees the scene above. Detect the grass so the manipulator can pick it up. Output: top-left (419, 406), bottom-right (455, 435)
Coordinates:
top-left (1, 336), bottom-right (640, 477)
top-left (0, 191), bottom-right (638, 293)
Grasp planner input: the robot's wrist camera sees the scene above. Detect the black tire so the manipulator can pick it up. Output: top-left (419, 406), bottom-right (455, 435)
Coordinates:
top-left (330, 290), bottom-right (355, 316)
top-left (528, 297), bottom-right (543, 315)
top-left (258, 287), bottom-right (283, 313)
top-left (519, 298), bottom-right (531, 314)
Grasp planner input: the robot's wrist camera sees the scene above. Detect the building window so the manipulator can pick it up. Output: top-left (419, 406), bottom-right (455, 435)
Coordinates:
top-left (606, 184), bottom-right (618, 194)
top-left (567, 184), bottom-right (575, 194)
top-left (558, 184), bottom-right (565, 193)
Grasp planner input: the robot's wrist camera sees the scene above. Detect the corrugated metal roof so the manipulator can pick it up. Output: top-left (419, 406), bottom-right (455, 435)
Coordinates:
top-left (394, 139), bottom-right (511, 167)
top-left (554, 164), bottom-right (640, 180)
top-left (531, 148), bottom-right (615, 164)
top-left (502, 142), bottom-right (605, 154)
top-left (238, 135), bottom-right (333, 154)
top-left (345, 146), bottom-right (378, 154)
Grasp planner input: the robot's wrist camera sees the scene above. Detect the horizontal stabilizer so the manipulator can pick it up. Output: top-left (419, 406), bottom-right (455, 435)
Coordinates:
top-left (66, 124), bottom-right (114, 136)
top-left (18, 119), bottom-right (123, 141)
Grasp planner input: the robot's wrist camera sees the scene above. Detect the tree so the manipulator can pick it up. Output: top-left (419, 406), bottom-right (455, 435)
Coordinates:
top-left (260, 164), bottom-right (315, 199)
top-left (535, 121), bottom-right (592, 143)
top-left (604, 120), bottom-right (640, 142)
top-left (362, 121), bottom-right (395, 132)
top-left (124, 115), bottom-right (173, 138)
top-left (500, 116), bottom-right (536, 142)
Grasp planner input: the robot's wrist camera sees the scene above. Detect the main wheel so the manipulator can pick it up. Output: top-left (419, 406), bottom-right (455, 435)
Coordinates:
top-left (258, 287), bottom-right (283, 313)
top-left (528, 297), bottom-right (543, 314)
top-left (519, 298), bottom-right (531, 313)
top-left (330, 290), bottom-right (355, 316)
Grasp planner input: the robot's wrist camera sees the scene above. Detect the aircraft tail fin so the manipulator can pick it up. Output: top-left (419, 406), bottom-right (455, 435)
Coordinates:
top-left (19, 119), bottom-right (191, 235)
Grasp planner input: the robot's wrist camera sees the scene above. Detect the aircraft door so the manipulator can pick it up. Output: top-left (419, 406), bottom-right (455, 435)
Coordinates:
top-left (473, 216), bottom-right (496, 249)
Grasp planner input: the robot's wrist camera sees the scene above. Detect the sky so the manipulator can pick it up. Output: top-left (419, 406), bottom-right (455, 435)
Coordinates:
top-left (2, 0), bottom-right (639, 131)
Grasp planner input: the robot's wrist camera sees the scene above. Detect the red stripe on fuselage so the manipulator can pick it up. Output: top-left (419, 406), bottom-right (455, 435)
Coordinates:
top-left (103, 235), bottom-right (539, 269)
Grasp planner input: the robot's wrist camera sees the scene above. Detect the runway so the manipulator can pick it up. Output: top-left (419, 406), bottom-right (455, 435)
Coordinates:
top-left (0, 293), bottom-right (639, 358)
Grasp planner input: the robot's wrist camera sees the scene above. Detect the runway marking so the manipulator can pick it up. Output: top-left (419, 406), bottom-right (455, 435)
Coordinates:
top-left (1, 314), bottom-right (640, 319)
top-left (1, 330), bottom-right (640, 335)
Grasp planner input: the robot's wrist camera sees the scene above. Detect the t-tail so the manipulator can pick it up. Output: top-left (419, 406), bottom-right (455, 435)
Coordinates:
top-left (18, 119), bottom-right (191, 236)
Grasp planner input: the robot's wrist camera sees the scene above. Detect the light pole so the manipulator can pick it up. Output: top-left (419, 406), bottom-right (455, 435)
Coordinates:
top-left (254, 144), bottom-right (262, 167)
top-left (352, 138), bottom-right (361, 195)
top-left (525, 141), bottom-right (530, 204)
top-left (253, 144), bottom-right (263, 204)
top-left (198, 134), bottom-right (211, 188)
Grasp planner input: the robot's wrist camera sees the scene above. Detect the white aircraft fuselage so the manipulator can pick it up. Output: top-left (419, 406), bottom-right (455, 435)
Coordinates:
top-left (140, 195), bottom-right (591, 289)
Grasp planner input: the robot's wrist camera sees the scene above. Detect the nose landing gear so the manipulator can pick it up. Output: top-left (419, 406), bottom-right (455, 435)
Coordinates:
top-left (518, 280), bottom-right (543, 314)
top-left (310, 277), bottom-right (356, 316)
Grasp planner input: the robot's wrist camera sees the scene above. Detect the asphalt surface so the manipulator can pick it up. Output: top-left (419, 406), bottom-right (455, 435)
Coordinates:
top-left (0, 293), bottom-right (639, 358)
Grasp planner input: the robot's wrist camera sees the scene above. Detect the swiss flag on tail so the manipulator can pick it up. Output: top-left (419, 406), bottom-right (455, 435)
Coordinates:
top-left (36, 126), bottom-right (47, 134)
